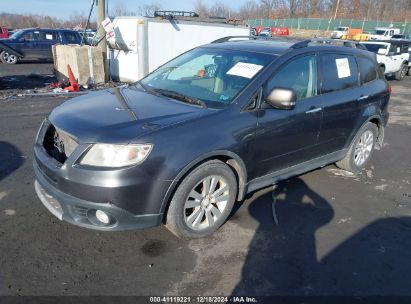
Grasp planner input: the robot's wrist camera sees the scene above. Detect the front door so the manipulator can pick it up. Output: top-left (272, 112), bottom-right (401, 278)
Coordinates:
top-left (254, 54), bottom-right (323, 178)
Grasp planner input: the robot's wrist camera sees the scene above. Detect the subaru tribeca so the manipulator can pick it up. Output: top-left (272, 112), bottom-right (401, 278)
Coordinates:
top-left (33, 39), bottom-right (390, 238)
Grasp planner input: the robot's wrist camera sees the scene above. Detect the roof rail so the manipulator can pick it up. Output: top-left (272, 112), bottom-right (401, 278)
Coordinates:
top-left (211, 36), bottom-right (366, 50)
top-left (211, 35), bottom-right (305, 44)
top-left (211, 36), bottom-right (256, 43)
top-left (290, 39), bottom-right (311, 49)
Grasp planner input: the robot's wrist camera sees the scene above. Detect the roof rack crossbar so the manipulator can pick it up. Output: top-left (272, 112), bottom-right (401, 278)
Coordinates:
top-left (154, 11), bottom-right (199, 19)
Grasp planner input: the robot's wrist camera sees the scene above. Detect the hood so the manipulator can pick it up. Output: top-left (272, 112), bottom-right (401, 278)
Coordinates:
top-left (48, 86), bottom-right (208, 144)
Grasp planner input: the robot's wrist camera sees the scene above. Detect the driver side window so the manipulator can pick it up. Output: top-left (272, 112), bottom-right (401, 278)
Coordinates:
top-left (266, 55), bottom-right (317, 101)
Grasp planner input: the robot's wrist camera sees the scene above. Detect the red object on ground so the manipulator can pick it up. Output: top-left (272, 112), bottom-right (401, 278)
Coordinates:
top-left (270, 27), bottom-right (289, 36)
top-left (64, 64), bottom-right (80, 92)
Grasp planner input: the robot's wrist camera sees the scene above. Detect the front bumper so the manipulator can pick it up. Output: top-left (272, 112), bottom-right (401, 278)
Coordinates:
top-left (34, 162), bottom-right (163, 231)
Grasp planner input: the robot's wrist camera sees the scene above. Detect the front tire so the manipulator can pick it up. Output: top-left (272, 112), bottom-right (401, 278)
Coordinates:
top-left (336, 122), bottom-right (378, 174)
top-left (165, 160), bottom-right (238, 239)
top-left (0, 51), bottom-right (18, 64)
top-left (395, 63), bottom-right (406, 80)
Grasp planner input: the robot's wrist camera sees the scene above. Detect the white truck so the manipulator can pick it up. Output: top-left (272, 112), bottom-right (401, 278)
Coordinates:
top-left (106, 14), bottom-right (250, 82)
top-left (330, 26), bottom-right (349, 39)
top-left (369, 27), bottom-right (401, 40)
top-left (360, 40), bottom-right (409, 80)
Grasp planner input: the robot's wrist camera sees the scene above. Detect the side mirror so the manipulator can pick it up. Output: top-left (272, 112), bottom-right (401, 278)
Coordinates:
top-left (18, 37), bottom-right (26, 42)
top-left (265, 88), bottom-right (296, 110)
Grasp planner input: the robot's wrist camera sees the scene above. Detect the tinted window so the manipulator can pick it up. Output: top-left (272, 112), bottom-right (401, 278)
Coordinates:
top-left (361, 43), bottom-right (387, 54)
top-left (358, 56), bottom-right (377, 84)
top-left (63, 32), bottom-right (78, 43)
top-left (22, 30), bottom-right (41, 41)
top-left (321, 54), bottom-right (358, 93)
top-left (40, 31), bottom-right (59, 41)
top-left (267, 55), bottom-right (317, 101)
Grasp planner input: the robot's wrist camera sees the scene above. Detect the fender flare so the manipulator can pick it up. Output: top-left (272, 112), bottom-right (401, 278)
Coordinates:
top-left (159, 150), bottom-right (248, 214)
top-left (0, 42), bottom-right (23, 58)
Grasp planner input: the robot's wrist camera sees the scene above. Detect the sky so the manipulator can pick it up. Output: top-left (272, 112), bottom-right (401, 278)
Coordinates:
top-left (0, 0), bottom-right (250, 19)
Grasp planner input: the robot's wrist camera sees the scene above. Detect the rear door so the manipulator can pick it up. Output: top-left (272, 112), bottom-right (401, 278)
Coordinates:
top-left (316, 52), bottom-right (363, 154)
top-left (37, 30), bottom-right (59, 59)
top-left (254, 54), bottom-right (323, 177)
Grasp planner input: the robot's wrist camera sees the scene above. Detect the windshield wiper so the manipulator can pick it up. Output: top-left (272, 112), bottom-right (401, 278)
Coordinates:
top-left (152, 89), bottom-right (207, 108)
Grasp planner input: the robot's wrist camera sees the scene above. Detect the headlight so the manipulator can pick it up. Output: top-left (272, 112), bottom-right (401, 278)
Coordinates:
top-left (80, 144), bottom-right (152, 168)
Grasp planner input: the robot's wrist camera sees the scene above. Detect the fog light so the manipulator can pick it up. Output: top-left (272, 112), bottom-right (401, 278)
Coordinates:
top-left (95, 210), bottom-right (110, 224)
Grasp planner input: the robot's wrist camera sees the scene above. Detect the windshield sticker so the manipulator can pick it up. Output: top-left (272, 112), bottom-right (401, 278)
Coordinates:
top-left (336, 58), bottom-right (351, 78)
top-left (226, 62), bottom-right (264, 79)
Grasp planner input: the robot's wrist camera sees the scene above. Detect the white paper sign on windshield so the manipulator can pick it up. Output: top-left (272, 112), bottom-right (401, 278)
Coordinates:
top-left (336, 58), bottom-right (351, 78)
top-left (226, 62), bottom-right (264, 79)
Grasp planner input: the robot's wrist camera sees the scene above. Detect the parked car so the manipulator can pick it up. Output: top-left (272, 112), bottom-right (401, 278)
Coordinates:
top-left (0, 28), bottom-right (81, 64)
top-left (78, 29), bottom-right (97, 46)
top-left (360, 40), bottom-right (409, 80)
top-left (34, 38), bottom-right (390, 238)
top-left (369, 27), bottom-right (401, 40)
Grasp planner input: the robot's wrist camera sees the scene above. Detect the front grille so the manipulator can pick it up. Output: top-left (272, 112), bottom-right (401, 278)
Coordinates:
top-left (43, 124), bottom-right (78, 164)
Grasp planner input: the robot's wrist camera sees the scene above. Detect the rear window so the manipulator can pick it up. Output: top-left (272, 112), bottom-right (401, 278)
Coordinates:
top-left (63, 32), bottom-right (79, 43)
top-left (321, 54), bottom-right (359, 94)
top-left (362, 43), bottom-right (387, 54)
top-left (40, 31), bottom-right (59, 41)
top-left (357, 56), bottom-right (377, 84)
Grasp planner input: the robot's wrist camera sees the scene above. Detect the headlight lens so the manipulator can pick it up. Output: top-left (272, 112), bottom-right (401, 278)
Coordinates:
top-left (80, 144), bottom-right (152, 168)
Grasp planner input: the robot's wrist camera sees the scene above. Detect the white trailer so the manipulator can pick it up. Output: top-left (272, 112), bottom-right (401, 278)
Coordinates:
top-left (107, 16), bottom-right (250, 82)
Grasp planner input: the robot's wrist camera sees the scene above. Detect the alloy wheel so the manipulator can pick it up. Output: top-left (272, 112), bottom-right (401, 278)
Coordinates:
top-left (184, 175), bottom-right (230, 230)
top-left (2, 52), bottom-right (17, 64)
top-left (354, 130), bottom-right (374, 166)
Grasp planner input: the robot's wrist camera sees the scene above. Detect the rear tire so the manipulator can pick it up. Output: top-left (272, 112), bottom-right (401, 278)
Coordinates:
top-left (165, 160), bottom-right (237, 239)
top-left (0, 51), bottom-right (18, 64)
top-left (395, 63), bottom-right (406, 80)
top-left (336, 122), bottom-right (378, 174)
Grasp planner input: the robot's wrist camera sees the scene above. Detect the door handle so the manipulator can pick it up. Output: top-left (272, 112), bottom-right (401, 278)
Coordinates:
top-left (305, 107), bottom-right (322, 114)
top-left (357, 95), bottom-right (369, 101)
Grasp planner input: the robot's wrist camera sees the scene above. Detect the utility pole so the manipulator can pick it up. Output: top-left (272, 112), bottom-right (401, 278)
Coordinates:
top-left (333, 0), bottom-right (340, 19)
top-left (96, 0), bottom-right (108, 81)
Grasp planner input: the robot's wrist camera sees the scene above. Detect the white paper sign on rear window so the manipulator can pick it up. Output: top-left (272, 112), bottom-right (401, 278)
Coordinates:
top-left (336, 58), bottom-right (351, 78)
top-left (226, 62), bottom-right (264, 79)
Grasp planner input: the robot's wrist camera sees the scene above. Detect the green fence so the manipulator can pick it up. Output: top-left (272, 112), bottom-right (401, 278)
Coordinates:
top-left (248, 18), bottom-right (411, 35)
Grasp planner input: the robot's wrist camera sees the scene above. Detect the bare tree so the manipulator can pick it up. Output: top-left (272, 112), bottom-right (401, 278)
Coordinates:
top-left (194, 0), bottom-right (210, 17)
top-left (259, 0), bottom-right (278, 18)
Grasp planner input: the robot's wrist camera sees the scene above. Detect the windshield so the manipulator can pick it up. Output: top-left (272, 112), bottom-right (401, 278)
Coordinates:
top-left (9, 30), bottom-right (24, 39)
top-left (140, 47), bottom-right (274, 108)
top-left (362, 43), bottom-right (387, 53)
top-left (337, 27), bottom-right (347, 31)
top-left (375, 30), bottom-right (387, 35)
